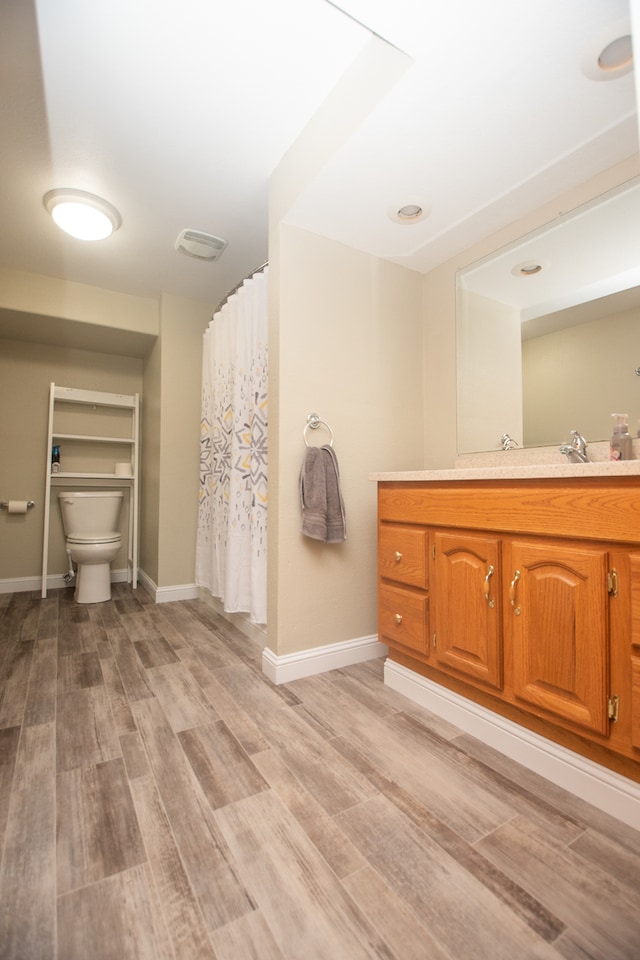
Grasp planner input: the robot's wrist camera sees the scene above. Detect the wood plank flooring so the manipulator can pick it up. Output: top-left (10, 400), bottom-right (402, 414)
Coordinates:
top-left (1, 584), bottom-right (639, 959)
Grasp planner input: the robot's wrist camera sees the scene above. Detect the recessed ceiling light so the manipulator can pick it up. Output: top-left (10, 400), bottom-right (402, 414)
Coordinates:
top-left (43, 189), bottom-right (121, 241)
top-left (598, 34), bottom-right (632, 73)
top-left (388, 201), bottom-right (430, 224)
top-left (582, 20), bottom-right (633, 81)
top-left (397, 204), bottom-right (423, 220)
top-left (512, 261), bottom-right (544, 277)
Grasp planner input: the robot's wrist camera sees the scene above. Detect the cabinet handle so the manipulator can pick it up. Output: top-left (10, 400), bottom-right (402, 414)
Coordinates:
top-left (510, 569), bottom-right (521, 615)
top-left (484, 564), bottom-right (495, 608)
top-left (394, 551), bottom-right (402, 563)
top-left (394, 613), bottom-right (403, 625)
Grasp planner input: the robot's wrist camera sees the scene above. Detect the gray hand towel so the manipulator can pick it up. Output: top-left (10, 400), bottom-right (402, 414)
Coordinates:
top-left (300, 444), bottom-right (346, 543)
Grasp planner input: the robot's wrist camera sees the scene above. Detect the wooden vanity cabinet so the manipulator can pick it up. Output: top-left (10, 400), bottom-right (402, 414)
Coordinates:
top-left (378, 477), bottom-right (640, 782)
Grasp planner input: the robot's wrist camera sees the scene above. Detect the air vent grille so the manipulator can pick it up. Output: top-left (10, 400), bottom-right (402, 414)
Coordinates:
top-left (175, 229), bottom-right (227, 261)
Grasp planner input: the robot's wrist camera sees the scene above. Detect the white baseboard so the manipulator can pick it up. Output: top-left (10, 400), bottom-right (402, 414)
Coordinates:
top-left (0, 575), bottom-right (43, 594)
top-left (384, 659), bottom-right (640, 833)
top-left (137, 569), bottom-right (199, 603)
top-left (0, 568), bottom-right (129, 595)
top-left (262, 635), bottom-right (388, 685)
top-left (0, 568), bottom-right (195, 602)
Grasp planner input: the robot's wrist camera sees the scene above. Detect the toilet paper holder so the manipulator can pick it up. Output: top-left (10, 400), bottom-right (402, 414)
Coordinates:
top-left (1, 500), bottom-right (35, 510)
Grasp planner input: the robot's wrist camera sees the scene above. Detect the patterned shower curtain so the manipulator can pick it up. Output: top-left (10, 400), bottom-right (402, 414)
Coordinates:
top-left (196, 267), bottom-right (268, 624)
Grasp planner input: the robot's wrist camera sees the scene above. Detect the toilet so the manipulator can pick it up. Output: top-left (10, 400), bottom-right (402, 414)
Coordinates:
top-left (58, 491), bottom-right (123, 603)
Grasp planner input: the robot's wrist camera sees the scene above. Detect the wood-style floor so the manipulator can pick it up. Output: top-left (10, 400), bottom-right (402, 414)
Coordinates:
top-left (1, 584), bottom-right (639, 960)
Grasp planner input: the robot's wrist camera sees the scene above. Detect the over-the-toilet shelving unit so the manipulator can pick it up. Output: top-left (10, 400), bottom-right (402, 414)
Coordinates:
top-left (41, 382), bottom-right (140, 598)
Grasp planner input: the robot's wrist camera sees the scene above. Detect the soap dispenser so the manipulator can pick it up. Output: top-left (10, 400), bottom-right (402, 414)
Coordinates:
top-left (610, 414), bottom-right (632, 461)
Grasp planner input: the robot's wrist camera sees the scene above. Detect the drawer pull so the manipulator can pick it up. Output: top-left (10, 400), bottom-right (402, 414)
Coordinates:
top-left (510, 569), bottom-right (521, 615)
top-left (394, 613), bottom-right (403, 625)
top-left (394, 551), bottom-right (403, 563)
top-left (484, 564), bottom-right (495, 608)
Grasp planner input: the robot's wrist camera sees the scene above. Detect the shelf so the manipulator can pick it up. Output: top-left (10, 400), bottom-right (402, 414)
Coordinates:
top-left (53, 386), bottom-right (136, 408)
top-left (42, 382), bottom-right (140, 598)
top-left (51, 473), bottom-right (133, 480)
top-left (52, 433), bottom-right (135, 444)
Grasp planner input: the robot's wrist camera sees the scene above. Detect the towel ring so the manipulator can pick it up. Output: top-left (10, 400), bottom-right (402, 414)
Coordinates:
top-left (304, 413), bottom-right (334, 447)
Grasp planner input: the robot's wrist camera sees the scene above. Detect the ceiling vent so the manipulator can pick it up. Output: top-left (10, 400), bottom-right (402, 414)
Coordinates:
top-left (175, 229), bottom-right (227, 261)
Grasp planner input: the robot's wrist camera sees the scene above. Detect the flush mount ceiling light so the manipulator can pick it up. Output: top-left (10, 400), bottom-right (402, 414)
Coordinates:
top-left (43, 189), bottom-right (121, 241)
top-left (175, 229), bottom-right (227, 261)
top-left (388, 201), bottom-right (431, 224)
top-left (582, 20), bottom-right (633, 81)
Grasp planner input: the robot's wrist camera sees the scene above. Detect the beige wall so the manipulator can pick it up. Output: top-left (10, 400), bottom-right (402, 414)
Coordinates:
top-left (0, 267), bottom-right (158, 337)
top-left (523, 305), bottom-right (640, 446)
top-left (268, 223), bottom-right (423, 655)
top-left (422, 155), bottom-right (640, 468)
top-left (140, 337), bottom-right (161, 584)
top-left (139, 294), bottom-right (209, 590)
top-left (155, 294), bottom-right (209, 588)
top-left (457, 290), bottom-right (522, 452)
top-left (0, 338), bottom-right (142, 580)
top-left (266, 34), bottom-right (422, 656)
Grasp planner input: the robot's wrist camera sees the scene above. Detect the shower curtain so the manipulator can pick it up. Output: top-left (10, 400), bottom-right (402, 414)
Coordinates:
top-left (196, 267), bottom-right (268, 624)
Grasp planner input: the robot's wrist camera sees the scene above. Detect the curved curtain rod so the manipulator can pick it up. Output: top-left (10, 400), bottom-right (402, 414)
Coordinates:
top-left (213, 260), bottom-right (269, 315)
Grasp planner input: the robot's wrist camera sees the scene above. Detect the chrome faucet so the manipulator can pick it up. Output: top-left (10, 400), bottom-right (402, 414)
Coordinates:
top-left (559, 429), bottom-right (588, 463)
top-left (500, 433), bottom-right (518, 451)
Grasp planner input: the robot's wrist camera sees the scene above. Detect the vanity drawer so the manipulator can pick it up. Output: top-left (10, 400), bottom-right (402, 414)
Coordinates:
top-left (379, 583), bottom-right (429, 654)
top-left (378, 525), bottom-right (428, 588)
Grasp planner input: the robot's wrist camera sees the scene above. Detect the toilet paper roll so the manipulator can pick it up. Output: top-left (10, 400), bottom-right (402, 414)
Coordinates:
top-left (7, 500), bottom-right (28, 514)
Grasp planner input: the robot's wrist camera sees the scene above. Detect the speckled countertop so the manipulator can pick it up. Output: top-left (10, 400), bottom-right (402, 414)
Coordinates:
top-left (370, 440), bottom-right (640, 482)
top-left (370, 461), bottom-right (640, 482)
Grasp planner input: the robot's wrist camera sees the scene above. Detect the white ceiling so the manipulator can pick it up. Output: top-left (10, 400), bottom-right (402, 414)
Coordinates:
top-left (0, 0), bottom-right (637, 316)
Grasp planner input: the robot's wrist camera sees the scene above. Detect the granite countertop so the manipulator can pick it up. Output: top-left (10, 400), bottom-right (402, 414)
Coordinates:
top-left (370, 460), bottom-right (640, 482)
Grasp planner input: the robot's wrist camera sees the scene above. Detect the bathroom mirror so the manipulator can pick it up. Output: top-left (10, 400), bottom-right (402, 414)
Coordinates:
top-left (456, 177), bottom-right (640, 454)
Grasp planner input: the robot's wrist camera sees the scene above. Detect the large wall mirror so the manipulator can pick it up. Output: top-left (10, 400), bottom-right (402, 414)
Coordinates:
top-left (456, 178), bottom-right (640, 454)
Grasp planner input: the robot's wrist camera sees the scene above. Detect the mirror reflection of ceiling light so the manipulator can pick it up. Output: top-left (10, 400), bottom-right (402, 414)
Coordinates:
top-left (43, 189), bottom-right (121, 240)
top-left (512, 261), bottom-right (544, 277)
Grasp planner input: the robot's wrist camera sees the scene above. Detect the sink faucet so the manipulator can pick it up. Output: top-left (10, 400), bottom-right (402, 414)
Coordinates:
top-left (559, 429), bottom-right (588, 463)
top-left (500, 433), bottom-right (518, 451)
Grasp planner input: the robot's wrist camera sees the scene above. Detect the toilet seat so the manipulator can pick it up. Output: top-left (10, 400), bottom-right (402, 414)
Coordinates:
top-left (67, 534), bottom-right (121, 544)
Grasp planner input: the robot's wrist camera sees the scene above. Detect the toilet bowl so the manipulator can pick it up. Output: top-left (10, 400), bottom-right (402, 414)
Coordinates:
top-left (58, 491), bottom-right (123, 603)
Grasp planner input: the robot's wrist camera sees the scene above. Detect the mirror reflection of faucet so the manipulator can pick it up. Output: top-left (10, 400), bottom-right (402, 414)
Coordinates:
top-left (500, 433), bottom-right (518, 451)
top-left (559, 429), bottom-right (588, 463)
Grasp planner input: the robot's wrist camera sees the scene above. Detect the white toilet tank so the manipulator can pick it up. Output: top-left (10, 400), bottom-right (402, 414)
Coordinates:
top-left (58, 491), bottom-right (124, 539)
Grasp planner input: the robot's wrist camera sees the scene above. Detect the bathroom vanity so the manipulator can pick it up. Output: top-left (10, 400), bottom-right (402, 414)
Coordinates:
top-left (375, 463), bottom-right (640, 785)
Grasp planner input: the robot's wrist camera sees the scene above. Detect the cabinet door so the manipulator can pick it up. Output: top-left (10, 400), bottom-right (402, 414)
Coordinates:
top-left (433, 531), bottom-right (502, 689)
top-left (509, 540), bottom-right (609, 735)
top-left (378, 525), bottom-right (428, 589)
top-left (379, 583), bottom-right (429, 655)
top-left (630, 555), bottom-right (640, 750)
